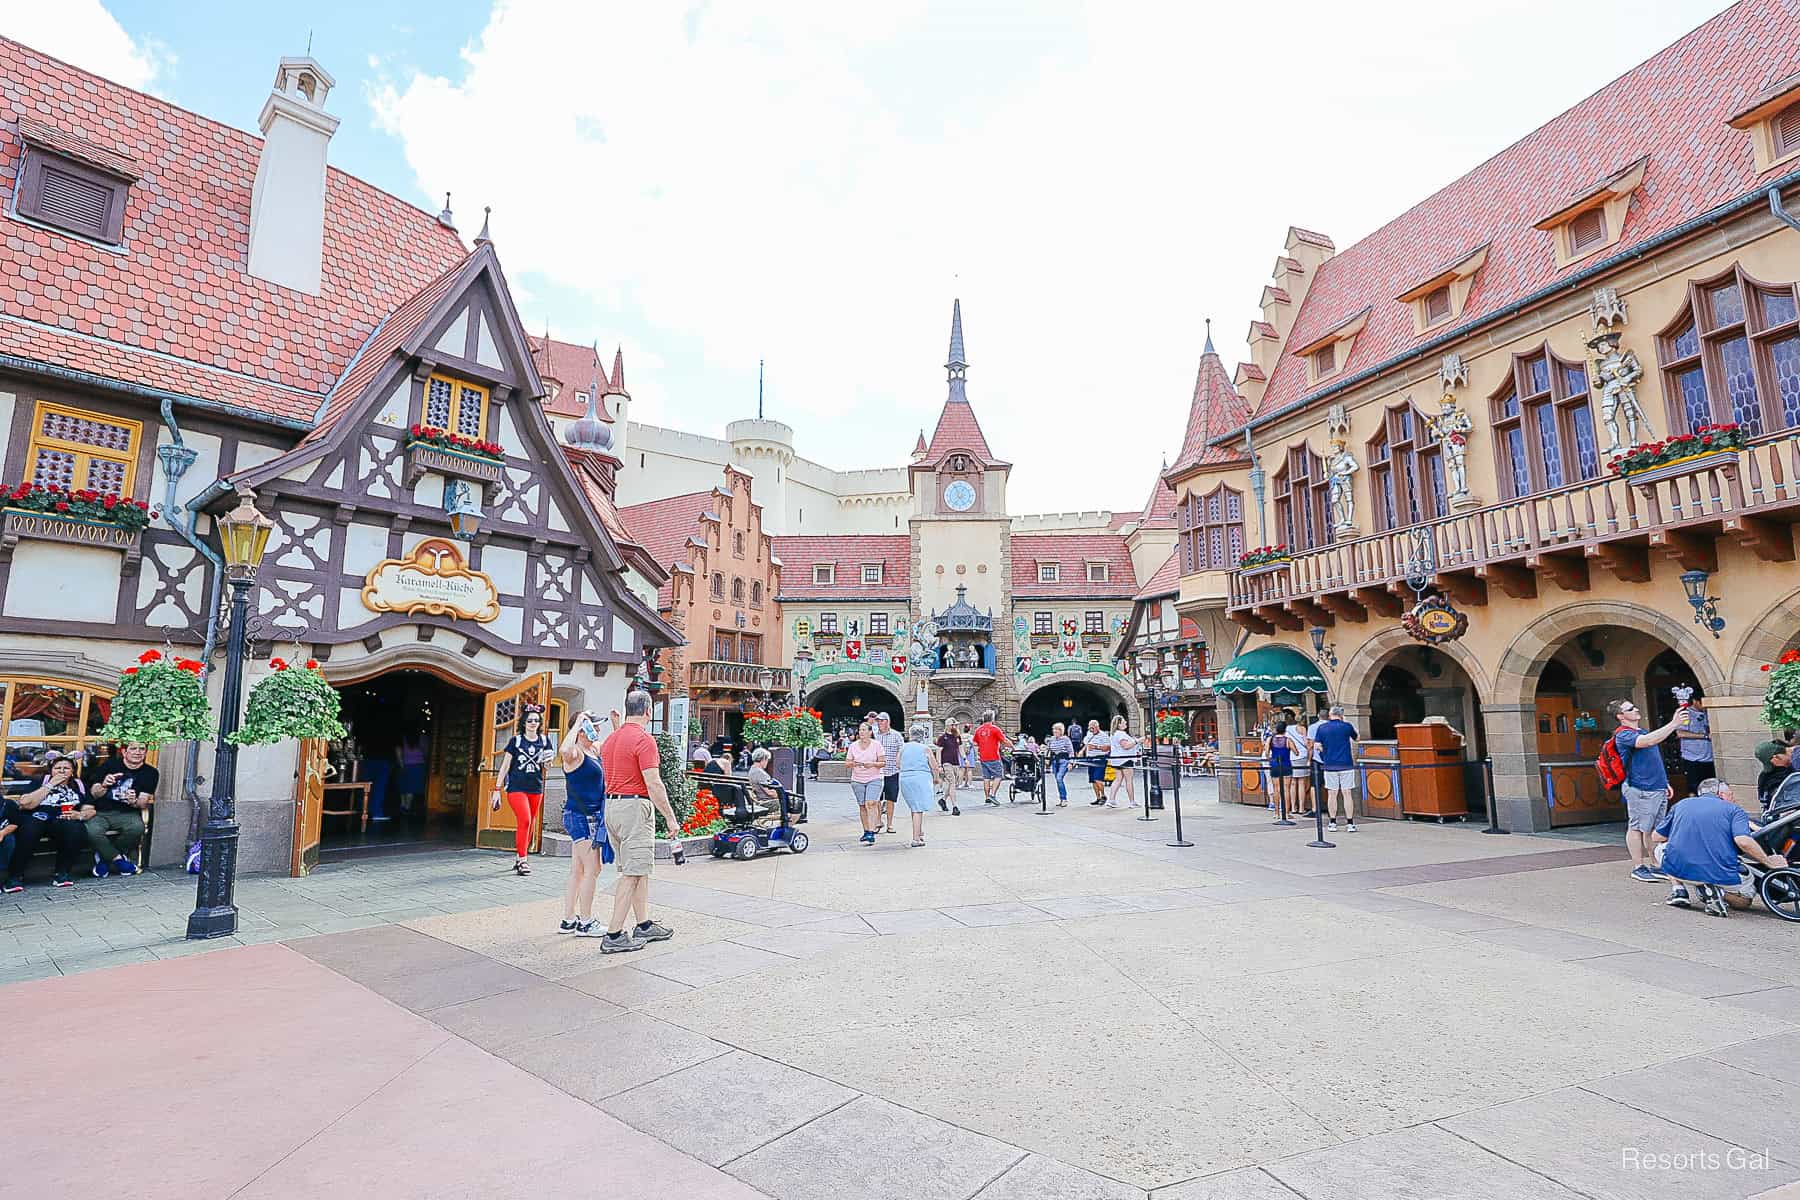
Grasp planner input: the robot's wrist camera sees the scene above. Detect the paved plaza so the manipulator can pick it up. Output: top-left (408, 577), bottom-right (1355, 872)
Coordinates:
top-left (11, 781), bottom-right (1800, 1199)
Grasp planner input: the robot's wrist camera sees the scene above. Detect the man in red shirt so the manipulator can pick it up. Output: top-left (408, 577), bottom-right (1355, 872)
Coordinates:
top-left (598, 690), bottom-right (681, 954)
top-left (972, 708), bottom-right (1013, 805)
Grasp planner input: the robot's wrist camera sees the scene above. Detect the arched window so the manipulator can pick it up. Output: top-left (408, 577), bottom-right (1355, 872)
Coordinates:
top-left (731, 577), bottom-right (745, 604)
top-left (1367, 403), bottom-right (1447, 530)
top-left (750, 580), bottom-right (763, 607)
top-left (733, 530), bottom-right (745, 557)
top-left (1178, 484), bottom-right (1244, 570)
top-left (1657, 264), bottom-right (1800, 438)
top-left (710, 572), bottom-right (724, 600)
top-left (1490, 345), bottom-right (1598, 499)
top-left (0, 677), bottom-right (120, 791)
top-left (1273, 446), bottom-right (1331, 551)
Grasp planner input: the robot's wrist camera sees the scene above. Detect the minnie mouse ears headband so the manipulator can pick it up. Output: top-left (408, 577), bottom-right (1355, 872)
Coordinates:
top-left (522, 703), bottom-right (545, 715)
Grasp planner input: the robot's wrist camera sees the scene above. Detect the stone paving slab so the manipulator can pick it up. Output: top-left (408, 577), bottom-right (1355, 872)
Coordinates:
top-left (1440, 1085), bottom-right (1798, 1200)
top-left (561, 963), bottom-right (696, 1007)
top-left (726, 1094), bottom-right (1023, 1200)
top-left (1588, 1056), bottom-right (1800, 1166)
top-left (502, 1011), bottom-right (733, 1102)
top-left (1581, 949), bottom-right (1774, 999)
top-left (1264, 1123), bottom-right (1583, 1199)
top-left (1152, 1167), bottom-right (1304, 1199)
top-left (975, 1153), bottom-right (1146, 1199)
top-left (599, 1049), bottom-right (858, 1166)
top-left (637, 939), bottom-right (798, 987)
top-left (427, 979), bottom-right (625, 1051)
top-left (1458, 923), bottom-right (1633, 961)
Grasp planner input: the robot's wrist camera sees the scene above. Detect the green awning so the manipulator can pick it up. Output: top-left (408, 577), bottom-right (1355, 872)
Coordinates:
top-left (1211, 644), bottom-right (1328, 695)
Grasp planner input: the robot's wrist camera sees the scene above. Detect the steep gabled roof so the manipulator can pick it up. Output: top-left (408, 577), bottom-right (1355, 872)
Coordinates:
top-left (1134, 549), bottom-right (1180, 601)
top-left (527, 333), bottom-right (616, 420)
top-left (617, 490), bottom-right (718, 607)
top-left (0, 35), bottom-right (469, 423)
top-left (1255, 1), bottom-right (1800, 422)
top-left (1167, 345), bottom-right (1251, 478)
top-left (922, 398), bottom-right (1006, 468)
top-left (1136, 471), bottom-right (1179, 529)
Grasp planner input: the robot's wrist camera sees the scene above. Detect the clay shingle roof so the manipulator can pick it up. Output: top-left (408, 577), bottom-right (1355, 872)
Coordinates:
top-left (921, 399), bottom-right (1007, 468)
top-left (527, 333), bottom-right (616, 420)
top-left (1255, 1), bottom-right (1800, 422)
top-left (1168, 349), bottom-right (1251, 477)
top-left (1134, 549), bottom-right (1180, 601)
top-left (1010, 533), bottom-right (1137, 599)
top-left (1136, 473), bottom-right (1179, 528)
top-left (771, 535), bottom-right (910, 599)
top-left (0, 36), bottom-right (469, 423)
top-left (617, 491), bottom-right (718, 607)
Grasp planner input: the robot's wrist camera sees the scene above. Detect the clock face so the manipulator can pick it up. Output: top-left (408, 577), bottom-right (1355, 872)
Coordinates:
top-left (943, 480), bottom-right (977, 512)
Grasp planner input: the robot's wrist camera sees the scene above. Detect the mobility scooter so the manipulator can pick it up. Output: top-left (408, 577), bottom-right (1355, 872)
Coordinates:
top-left (705, 773), bottom-right (809, 861)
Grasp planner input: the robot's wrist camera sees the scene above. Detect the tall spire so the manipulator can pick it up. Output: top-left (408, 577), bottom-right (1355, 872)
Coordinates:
top-left (1203, 317), bottom-right (1215, 355)
top-left (758, 359), bottom-right (764, 420)
top-left (945, 298), bottom-right (968, 404)
top-left (610, 346), bottom-right (626, 394)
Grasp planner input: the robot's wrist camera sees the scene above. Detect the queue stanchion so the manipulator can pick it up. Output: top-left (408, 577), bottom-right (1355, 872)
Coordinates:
top-left (1480, 757), bottom-right (1508, 835)
top-left (1307, 761), bottom-right (1335, 849)
top-left (1137, 755), bottom-right (1156, 822)
top-left (1167, 748), bottom-right (1192, 848)
top-left (1036, 752), bottom-right (1051, 816)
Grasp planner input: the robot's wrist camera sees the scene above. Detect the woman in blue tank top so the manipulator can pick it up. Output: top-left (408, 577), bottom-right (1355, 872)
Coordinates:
top-left (557, 711), bottom-right (612, 936)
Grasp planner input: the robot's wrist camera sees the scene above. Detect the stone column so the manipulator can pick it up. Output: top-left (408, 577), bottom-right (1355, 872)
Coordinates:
top-left (1483, 702), bottom-right (1549, 832)
top-left (1704, 695), bottom-right (1767, 814)
top-left (1215, 694), bottom-right (1243, 804)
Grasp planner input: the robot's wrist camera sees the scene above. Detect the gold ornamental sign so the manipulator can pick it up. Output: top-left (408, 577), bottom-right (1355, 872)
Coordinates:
top-left (361, 538), bottom-right (501, 623)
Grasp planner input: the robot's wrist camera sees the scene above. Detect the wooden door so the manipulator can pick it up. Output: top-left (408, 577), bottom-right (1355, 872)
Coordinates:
top-left (291, 738), bottom-right (327, 876)
top-left (473, 673), bottom-right (552, 851)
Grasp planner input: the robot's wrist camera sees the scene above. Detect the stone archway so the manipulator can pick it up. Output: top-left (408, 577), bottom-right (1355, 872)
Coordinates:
top-left (1019, 668), bottom-right (1137, 729)
top-left (1729, 584), bottom-right (1800, 694)
top-left (807, 674), bottom-right (906, 735)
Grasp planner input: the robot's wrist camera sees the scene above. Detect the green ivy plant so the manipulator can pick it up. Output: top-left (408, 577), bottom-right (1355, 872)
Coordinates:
top-left (1761, 650), bottom-right (1800, 733)
top-left (687, 715), bottom-right (704, 742)
top-left (1155, 714), bottom-right (1190, 741)
top-left (101, 650), bottom-right (213, 745)
top-left (653, 731), bottom-right (696, 835)
top-left (229, 657), bottom-right (347, 746)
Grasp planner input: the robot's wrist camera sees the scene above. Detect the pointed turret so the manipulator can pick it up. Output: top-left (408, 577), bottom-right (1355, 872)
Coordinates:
top-left (1165, 321), bottom-right (1251, 480)
top-left (609, 346), bottom-right (627, 396)
top-left (918, 299), bottom-right (1007, 467)
top-left (474, 205), bottom-right (492, 247)
top-left (911, 429), bottom-right (927, 461)
top-left (945, 297), bottom-right (969, 405)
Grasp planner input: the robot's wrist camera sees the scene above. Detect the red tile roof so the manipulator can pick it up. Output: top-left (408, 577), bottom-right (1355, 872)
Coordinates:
top-left (1248, 320), bottom-right (1278, 340)
top-left (771, 535), bottom-right (911, 599)
top-left (1288, 227), bottom-right (1335, 250)
top-left (617, 490), bottom-right (718, 607)
top-left (921, 399), bottom-right (1007, 467)
top-left (1273, 256), bottom-right (1303, 275)
top-left (1134, 549), bottom-right (1180, 601)
top-left (1169, 349), bottom-right (1251, 477)
top-left (1256, 2), bottom-right (1800, 423)
top-left (527, 333), bottom-right (616, 420)
top-left (1010, 533), bottom-right (1137, 598)
top-left (564, 447), bottom-right (666, 590)
top-left (0, 36), bottom-right (469, 423)
top-left (1136, 472), bottom-right (1179, 528)
top-left (1234, 362), bottom-right (1267, 383)
top-left (1261, 286), bottom-right (1292, 306)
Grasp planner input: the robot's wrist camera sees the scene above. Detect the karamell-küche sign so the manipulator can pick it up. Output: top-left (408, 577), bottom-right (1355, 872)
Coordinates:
top-left (361, 538), bottom-right (501, 623)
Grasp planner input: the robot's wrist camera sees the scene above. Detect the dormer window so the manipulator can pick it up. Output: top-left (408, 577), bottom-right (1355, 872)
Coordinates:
top-left (861, 563), bottom-right (883, 584)
top-left (12, 120), bottom-right (141, 246)
top-left (1397, 244), bottom-right (1488, 334)
top-left (1086, 562), bottom-right (1109, 583)
top-left (813, 564), bottom-right (835, 585)
top-left (1727, 72), bottom-right (1800, 174)
top-left (1295, 308), bottom-right (1369, 386)
top-left (1422, 287), bottom-right (1451, 325)
top-left (1533, 157), bottom-right (1646, 269)
top-left (1037, 562), bottom-right (1060, 583)
top-left (1311, 344), bottom-right (1336, 378)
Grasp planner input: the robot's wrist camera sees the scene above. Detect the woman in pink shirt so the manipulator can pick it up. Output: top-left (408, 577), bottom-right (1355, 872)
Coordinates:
top-left (846, 720), bottom-right (886, 846)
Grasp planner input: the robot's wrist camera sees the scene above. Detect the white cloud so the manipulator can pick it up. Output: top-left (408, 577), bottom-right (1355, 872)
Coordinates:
top-left (371, 0), bottom-right (1726, 514)
top-left (0, 0), bottom-right (168, 92)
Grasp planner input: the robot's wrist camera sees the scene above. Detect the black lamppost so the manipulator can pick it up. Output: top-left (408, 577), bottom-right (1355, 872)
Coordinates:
top-left (792, 647), bottom-right (813, 807)
top-left (188, 489), bottom-right (274, 940)
top-left (1133, 647), bottom-right (1190, 848)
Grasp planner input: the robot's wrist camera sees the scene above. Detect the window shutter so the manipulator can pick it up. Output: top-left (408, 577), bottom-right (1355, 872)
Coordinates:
top-left (1311, 344), bottom-right (1335, 376)
top-left (1568, 208), bottom-right (1605, 252)
top-left (1777, 101), bottom-right (1800, 157)
top-left (35, 165), bottom-right (115, 240)
top-left (1424, 287), bottom-right (1451, 324)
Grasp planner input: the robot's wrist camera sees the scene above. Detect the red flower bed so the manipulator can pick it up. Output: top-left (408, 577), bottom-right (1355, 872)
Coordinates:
top-left (6, 481), bottom-right (154, 531)
top-left (1608, 423), bottom-right (1745, 477)
top-left (1238, 544), bottom-right (1291, 568)
top-left (406, 424), bottom-right (504, 460)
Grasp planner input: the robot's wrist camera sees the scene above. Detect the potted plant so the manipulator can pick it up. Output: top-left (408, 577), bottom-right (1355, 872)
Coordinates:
top-left (742, 707), bottom-right (827, 790)
top-left (1237, 544), bottom-right (1292, 574)
top-left (2, 481), bottom-right (154, 572)
top-left (1609, 423), bottom-right (1746, 486)
top-left (1155, 711), bottom-right (1190, 741)
top-left (1761, 649), bottom-right (1800, 734)
top-left (229, 656), bottom-right (347, 745)
top-left (100, 649), bottom-right (213, 745)
top-left (401, 423), bottom-right (507, 486)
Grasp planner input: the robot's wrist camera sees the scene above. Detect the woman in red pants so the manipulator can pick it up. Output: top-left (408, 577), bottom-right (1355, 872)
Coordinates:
top-left (489, 703), bottom-right (553, 875)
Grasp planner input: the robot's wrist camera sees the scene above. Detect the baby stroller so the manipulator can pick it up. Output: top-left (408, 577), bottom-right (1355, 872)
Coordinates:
top-left (705, 774), bottom-right (810, 861)
top-left (1746, 773), bottom-right (1800, 920)
top-left (1009, 752), bottom-right (1044, 804)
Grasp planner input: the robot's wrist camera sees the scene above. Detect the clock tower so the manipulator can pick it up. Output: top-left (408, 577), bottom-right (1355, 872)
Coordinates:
top-left (907, 300), bottom-right (1019, 728)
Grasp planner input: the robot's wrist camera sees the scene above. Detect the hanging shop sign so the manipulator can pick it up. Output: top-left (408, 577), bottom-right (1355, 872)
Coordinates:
top-left (361, 538), bottom-right (500, 622)
top-left (1402, 595), bottom-right (1468, 644)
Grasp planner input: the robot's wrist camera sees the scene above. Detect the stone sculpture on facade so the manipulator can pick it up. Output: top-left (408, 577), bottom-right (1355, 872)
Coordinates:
top-left (1588, 286), bottom-right (1629, 330)
top-left (1427, 391), bottom-right (1477, 509)
top-left (1587, 329), bottom-right (1651, 452)
top-left (1326, 437), bottom-right (1359, 532)
top-left (1438, 352), bottom-right (1469, 391)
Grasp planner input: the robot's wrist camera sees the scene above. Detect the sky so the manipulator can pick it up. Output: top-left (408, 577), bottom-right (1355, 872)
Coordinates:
top-left (4, 0), bottom-right (1737, 515)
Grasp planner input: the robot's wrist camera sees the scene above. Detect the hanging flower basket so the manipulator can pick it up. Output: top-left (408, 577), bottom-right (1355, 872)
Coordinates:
top-left (742, 708), bottom-right (827, 749)
top-left (229, 657), bottom-right (347, 746)
top-left (100, 649), bottom-right (212, 746)
top-left (1155, 713), bottom-right (1190, 740)
top-left (1761, 650), bottom-right (1800, 733)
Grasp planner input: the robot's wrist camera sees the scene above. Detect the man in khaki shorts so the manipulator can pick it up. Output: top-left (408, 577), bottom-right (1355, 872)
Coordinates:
top-left (598, 690), bottom-right (682, 953)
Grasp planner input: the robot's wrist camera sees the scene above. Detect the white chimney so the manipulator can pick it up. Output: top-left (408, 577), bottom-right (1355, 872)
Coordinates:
top-left (247, 56), bottom-right (339, 294)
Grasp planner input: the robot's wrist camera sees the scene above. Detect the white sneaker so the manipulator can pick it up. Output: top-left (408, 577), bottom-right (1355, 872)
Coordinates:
top-left (1327, 821), bottom-right (1338, 832)
top-left (1346, 822), bottom-right (1358, 833)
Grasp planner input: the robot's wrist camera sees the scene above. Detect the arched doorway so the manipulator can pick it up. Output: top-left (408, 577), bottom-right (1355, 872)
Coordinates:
top-left (810, 679), bottom-right (902, 738)
top-left (1361, 644), bottom-right (1486, 756)
top-left (1370, 665), bottom-right (1425, 739)
top-left (1019, 680), bottom-right (1130, 739)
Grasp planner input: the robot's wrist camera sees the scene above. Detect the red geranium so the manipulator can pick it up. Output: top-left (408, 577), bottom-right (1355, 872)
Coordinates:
top-left (138, 649), bottom-right (162, 664)
top-left (269, 657), bottom-right (289, 671)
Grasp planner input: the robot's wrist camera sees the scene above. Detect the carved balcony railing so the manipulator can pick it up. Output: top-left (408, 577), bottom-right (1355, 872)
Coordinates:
top-left (1227, 429), bottom-right (1800, 631)
top-left (689, 661), bottom-right (792, 692)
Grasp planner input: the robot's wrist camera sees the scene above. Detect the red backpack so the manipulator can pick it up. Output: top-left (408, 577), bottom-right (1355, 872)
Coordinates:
top-left (1595, 735), bottom-right (1628, 790)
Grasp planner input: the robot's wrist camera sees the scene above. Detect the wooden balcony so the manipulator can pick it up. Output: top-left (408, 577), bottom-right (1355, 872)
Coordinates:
top-left (689, 661), bottom-right (793, 692)
top-left (1227, 430), bottom-right (1800, 631)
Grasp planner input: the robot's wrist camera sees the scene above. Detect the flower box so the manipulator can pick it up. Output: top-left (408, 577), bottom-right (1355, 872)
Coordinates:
top-left (0, 506), bottom-right (143, 573)
top-left (402, 439), bottom-right (506, 487)
top-left (1622, 449), bottom-right (1736, 488)
top-left (1237, 557), bottom-right (1292, 578)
